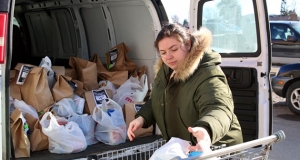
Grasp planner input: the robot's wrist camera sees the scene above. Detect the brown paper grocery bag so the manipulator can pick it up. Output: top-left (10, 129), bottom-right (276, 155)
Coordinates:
top-left (15, 63), bottom-right (55, 112)
top-left (24, 113), bottom-right (36, 131)
top-left (131, 66), bottom-right (146, 79)
top-left (10, 70), bottom-right (16, 82)
top-left (10, 73), bottom-right (22, 100)
top-left (106, 43), bottom-right (137, 74)
top-left (83, 89), bottom-right (112, 115)
top-left (24, 113), bottom-right (49, 152)
top-left (99, 71), bottom-right (128, 87)
top-left (30, 120), bottom-right (49, 152)
top-left (38, 105), bottom-right (57, 119)
top-left (73, 80), bottom-right (84, 97)
top-left (123, 103), bottom-right (153, 138)
top-left (69, 57), bottom-right (98, 91)
top-left (65, 68), bottom-right (77, 79)
top-left (52, 75), bottom-right (74, 102)
top-left (90, 53), bottom-right (107, 73)
top-left (90, 53), bottom-right (128, 86)
top-left (52, 66), bottom-right (65, 76)
top-left (10, 109), bottom-right (30, 158)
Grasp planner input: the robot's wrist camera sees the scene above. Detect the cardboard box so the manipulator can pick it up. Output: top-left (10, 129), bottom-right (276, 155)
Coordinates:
top-left (83, 89), bottom-right (112, 115)
top-left (123, 103), bottom-right (153, 138)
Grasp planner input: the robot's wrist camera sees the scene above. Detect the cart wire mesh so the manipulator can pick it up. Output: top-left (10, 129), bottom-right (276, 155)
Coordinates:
top-left (87, 130), bottom-right (285, 160)
top-left (87, 139), bottom-right (167, 160)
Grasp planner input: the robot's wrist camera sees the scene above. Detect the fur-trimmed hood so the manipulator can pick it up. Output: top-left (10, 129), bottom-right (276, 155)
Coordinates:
top-left (154, 27), bottom-right (221, 82)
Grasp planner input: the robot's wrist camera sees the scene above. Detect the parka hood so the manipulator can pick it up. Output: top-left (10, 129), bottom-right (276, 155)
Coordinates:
top-left (154, 27), bottom-right (222, 82)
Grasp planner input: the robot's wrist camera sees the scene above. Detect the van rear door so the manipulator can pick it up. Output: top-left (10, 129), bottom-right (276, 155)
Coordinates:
top-left (190, 0), bottom-right (272, 142)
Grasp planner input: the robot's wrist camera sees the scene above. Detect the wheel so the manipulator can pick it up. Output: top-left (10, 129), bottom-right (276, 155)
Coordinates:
top-left (286, 81), bottom-right (300, 115)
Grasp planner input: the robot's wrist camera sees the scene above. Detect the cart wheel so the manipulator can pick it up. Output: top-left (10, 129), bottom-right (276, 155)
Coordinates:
top-left (286, 81), bottom-right (300, 115)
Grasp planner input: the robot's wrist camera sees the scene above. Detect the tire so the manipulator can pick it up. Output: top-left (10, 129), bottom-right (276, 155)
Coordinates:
top-left (286, 81), bottom-right (300, 115)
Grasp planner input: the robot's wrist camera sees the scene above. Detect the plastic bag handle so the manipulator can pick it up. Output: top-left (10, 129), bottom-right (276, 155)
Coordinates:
top-left (40, 112), bottom-right (59, 127)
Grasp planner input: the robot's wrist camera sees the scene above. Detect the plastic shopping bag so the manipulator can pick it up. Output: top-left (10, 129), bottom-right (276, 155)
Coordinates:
top-left (53, 98), bottom-right (78, 118)
top-left (39, 56), bottom-right (55, 90)
top-left (99, 80), bottom-right (117, 95)
top-left (13, 99), bottom-right (39, 119)
top-left (92, 99), bottom-right (126, 145)
top-left (68, 114), bottom-right (98, 145)
top-left (113, 74), bottom-right (148, 107)
top-left (40, 112), bottom-right (87, 154)
top-left (150, 137), bottom-right (190, 160)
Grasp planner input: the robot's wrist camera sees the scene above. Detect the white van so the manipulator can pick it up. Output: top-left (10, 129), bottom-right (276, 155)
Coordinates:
top-left (0, 0), bottom-right (272, 159)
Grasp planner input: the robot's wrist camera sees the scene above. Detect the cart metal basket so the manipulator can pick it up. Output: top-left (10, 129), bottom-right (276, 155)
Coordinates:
top-left (87, 130), bottom-right (285, 160)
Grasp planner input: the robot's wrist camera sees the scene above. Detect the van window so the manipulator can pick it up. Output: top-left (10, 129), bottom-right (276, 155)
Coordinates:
top-left (290, 23), bottom-right (300, 33)
top-left (201, 0), bottom-right (258, 54)
top-left (271, 24), bottom-right (294, 41)
top-left (161, 0), bottom-right (190, 27)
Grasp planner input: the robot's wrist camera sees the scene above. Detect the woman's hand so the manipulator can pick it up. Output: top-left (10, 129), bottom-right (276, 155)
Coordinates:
top-left (188, 127), bottom-right (211, 152)
top-left (127, 116), bottom-right (145, 141)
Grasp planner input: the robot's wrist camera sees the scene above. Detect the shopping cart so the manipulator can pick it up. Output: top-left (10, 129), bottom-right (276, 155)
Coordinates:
top-left (87, 130), bottom-right (285, 160)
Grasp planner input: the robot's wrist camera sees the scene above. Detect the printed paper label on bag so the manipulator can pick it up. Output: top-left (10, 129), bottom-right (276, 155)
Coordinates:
top-left (108, 48), bottom-right (118, 69)
top-left (134, 104), bottom-right (143, 112)
top-left (92, 90), bottom-right (109, 106)
top-left (16, 65), bottom-right (33, 85)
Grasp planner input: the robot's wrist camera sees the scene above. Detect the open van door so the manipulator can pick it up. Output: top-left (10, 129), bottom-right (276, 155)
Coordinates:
top-left (189, 0), bottom-right (272, 142)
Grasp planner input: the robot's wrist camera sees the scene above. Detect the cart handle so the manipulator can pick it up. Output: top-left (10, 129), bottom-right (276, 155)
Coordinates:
top-left (195, 130), bottom-right (286, 160)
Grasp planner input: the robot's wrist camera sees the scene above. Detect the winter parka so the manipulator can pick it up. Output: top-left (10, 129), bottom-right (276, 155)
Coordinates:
top-left (136, 27), bottom-right (243, 146)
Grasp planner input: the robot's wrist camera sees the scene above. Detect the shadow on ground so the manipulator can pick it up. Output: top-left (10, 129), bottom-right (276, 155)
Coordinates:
top-left (276, 114), bottom-right (300, 121)
top-left (273, 102), bottom-right (287, 107)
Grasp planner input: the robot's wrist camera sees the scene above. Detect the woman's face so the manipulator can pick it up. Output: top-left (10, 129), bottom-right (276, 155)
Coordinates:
top-left (158, 37), bottom-right (190, 70)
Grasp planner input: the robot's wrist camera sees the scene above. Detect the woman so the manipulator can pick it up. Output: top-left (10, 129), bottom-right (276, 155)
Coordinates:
top-left (127, 23), bottom-right (243, 151)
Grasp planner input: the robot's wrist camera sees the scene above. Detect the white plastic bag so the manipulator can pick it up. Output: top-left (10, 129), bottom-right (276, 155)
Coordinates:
top-left (54, 98), bottom-right (78, 118)
top-left (39, 56), bottom-right (55, 89)
top-left (99, 80), bottom-right (117, 95)
top-left (68, 114), bottom-right (98, 145)
top-left (92, 99), bottom-right (126, 145)
top-left (150, 137), bottom-right (190, 160)
top-left (9, 96), bottom-right (16, 116)
top-left (113, 74), bottom-right (148, 107)
top-left (73, 95), bottom-right (85, 115)
top-left (40, 112), bottom-right (87, 154)
top-left (13, 99), bottom-right (39, 119)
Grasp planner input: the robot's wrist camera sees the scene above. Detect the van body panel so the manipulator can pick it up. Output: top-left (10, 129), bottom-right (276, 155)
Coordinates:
top-left (190, 0), bottom-right (272, 141)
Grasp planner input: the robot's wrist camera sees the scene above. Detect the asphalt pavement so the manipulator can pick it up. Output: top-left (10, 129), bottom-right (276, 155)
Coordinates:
top-left (268, 101), bottom-right (300, 160)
